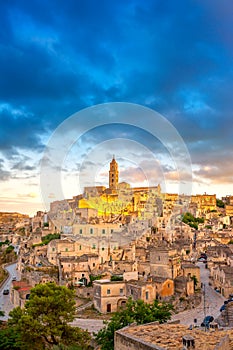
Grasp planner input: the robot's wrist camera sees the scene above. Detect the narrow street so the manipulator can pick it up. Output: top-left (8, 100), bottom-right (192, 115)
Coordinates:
top-left (171, 262), bottom-right (226, 326)
top-left (70, 319), bottom-right (104, 334)
top-left (0, 263), bottom-right (20, 321)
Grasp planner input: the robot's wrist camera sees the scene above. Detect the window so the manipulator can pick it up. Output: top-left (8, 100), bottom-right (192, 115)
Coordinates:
top-left (102, 229), bottom-right (105, 234)
top-left (65, 248), bottom-right (68, 252)
top-left (90, 228), bottom-right (93, 234)
top-left (107, 289), bottom-right (111, 295)
top-left (146, 291), bottom-right (149, 300)
top-left (102, 247), bottom-right (105, 251)
top-left (79, 229), bottom-right (82, 234)
top-left (120, 288), bottom-right (124, 295)
top-left (158, 256), bottom-right (160, 261)
top-left (111, 229), bottom-right (114, 233)
top-left (92, 244), bottom-right (96, 249)
top-left (52, 248), bottom-right (55, 251)
top-left (79, 245), bottom-right (82, 250)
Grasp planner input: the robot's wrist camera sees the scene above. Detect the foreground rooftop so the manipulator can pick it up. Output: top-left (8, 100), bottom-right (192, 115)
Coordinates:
top-left (116, 323), bottom-right (233, 350)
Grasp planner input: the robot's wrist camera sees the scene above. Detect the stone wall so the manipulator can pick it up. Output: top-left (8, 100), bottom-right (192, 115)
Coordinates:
top-left (218, 301), bottom-right (233, 327)
top-left (115, 330), bottom-right (165, 350)
top-left (75, 286), bottom-right (93, 299)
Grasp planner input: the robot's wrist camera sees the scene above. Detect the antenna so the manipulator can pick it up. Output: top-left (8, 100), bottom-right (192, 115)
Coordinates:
top-left (203, 283), bottom-right (207, 331)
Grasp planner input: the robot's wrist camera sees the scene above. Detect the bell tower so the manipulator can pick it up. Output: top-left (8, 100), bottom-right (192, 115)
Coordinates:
top-left (109, 155), bottom-right (119, 190)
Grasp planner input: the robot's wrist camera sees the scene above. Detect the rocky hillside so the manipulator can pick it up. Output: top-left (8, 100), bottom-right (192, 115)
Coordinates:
top-left (0, 212), bottom-right (28, 224)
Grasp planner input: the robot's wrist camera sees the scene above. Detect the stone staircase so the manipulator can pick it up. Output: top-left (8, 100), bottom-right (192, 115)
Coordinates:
top-left (76, 300), bottom-right (93, 312)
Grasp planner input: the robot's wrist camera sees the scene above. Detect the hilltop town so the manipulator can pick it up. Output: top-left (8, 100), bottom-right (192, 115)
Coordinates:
top-left (2, 157), bottom-right (233, 348)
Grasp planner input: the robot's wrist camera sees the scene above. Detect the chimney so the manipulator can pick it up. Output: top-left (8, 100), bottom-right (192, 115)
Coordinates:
top-left (182, 335), bottom-right (195, 349)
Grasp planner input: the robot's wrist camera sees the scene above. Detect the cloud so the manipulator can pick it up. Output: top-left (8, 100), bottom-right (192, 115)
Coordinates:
top-left (17, 192), bottom-right (38, 198)
top-left (193, 157), bottom-right (233, 185)
top-left (11, 155), bottom-right (37, 171)
top-left (0, 0), bottom-right (232, 203)
top-left (0, 159), bottom-right (11, 181)
top-left (0, 104), bottom-right (45, 157)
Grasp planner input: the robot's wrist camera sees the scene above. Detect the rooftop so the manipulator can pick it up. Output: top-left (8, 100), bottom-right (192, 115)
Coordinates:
top-left (12, 280), bottom-right (31, 292)
top-left (118, 323), bottom-right (233, 350)
top-left (182, 263), bottom-right (200, 269)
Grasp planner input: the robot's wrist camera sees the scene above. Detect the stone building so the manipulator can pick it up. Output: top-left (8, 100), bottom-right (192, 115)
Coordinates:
top-left (60, 253), bottom-right (99, 285)
top-left (93, 276), bottom-right (174, 314)
top-left (219, 301), bottom-right (233, 327)
top-left (181, 263), bottom-right (201, 289)
top-left (73, 207), bottom-right (98, 221)
top-left (174, 275), bottom-right (194, 296)
top-left (150, 246), bottom-right (181, 279)
top-left (151, 276), bottom-right (174, 299)
top-left (191, 194), bottom-right (216, 215)
top-left (211, 265), bottom-right (233, 297)
top-left (11, 281), bottom-right (31, 308)
top-left (47, 239), bottom-right (76, 264)
top-left (93, 279), bottom-right (127, 313)
top-left (126, 280), bottom-right (156, 304)
top-left (226, 205), bottom-right (233, 217)
top-left (83, 186), bottom-right (106, 198)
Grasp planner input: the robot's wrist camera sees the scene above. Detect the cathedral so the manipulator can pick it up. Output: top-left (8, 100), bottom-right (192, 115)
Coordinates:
top-left (82, 156), bottom-right (161, 218)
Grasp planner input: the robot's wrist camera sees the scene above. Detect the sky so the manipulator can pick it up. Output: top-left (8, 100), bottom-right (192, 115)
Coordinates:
top-left (0, 0), bottom-right (233, 215)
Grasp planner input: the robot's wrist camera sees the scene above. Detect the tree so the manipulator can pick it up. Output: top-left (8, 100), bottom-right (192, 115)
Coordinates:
top-left (0, 309), bottom-right (4, 327)
top-left (6, 245), bottom-right (14, 254)
top-left (95, 298), bottom-right (173, 350)
top-left (182, 212), bottom-right (204, 230)
top-left (190, 275), bottom-right (198, 290)
top-left (33, 233), bottom-right (61, 247)
top-left (8, 283), bottom-right (91, 350)
top-left (0, 327), bottom-right (23, 350)
top-left (216, 199), bottom-right (225, 208)
top-left (110, 275), bottom-right (123, 282)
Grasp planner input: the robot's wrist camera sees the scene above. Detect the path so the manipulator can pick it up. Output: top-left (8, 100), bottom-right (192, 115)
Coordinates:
top-left (171, 262), bottom-right (225, 325)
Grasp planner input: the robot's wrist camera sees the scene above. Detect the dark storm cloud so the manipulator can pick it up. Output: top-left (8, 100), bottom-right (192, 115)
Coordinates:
top-left (0, 105), bottom-right (45, 154)
top-left (11, 154), bottom-right (37, 172)
top-left (0, 0), bottom-right (232, 187)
